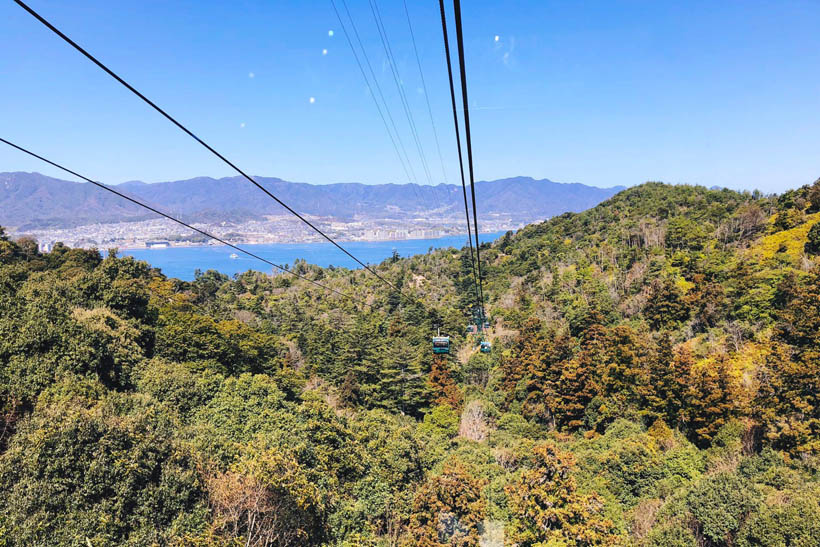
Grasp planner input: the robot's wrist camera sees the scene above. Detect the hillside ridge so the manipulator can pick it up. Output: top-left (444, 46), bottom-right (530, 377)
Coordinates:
top-left (0, 171), bottom-right (624, 230)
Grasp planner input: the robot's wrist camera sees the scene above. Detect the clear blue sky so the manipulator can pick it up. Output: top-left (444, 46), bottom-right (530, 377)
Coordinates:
top-left (2, 0), bottom-right (819, 193)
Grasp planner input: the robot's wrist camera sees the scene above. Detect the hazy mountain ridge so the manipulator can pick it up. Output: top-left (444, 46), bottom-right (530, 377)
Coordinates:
top-left (0, 172), bottom-right (624, 230)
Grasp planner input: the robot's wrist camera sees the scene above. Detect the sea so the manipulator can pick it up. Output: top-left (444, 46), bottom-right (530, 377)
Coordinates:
top-left (121, 231), bottom-right (506, 281)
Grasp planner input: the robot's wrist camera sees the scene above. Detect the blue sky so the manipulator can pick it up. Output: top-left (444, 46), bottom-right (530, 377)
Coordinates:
top-left (1, 0), bottom-right (819, 193)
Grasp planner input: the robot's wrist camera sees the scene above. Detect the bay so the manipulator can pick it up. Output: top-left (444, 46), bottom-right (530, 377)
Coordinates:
top-left (121, 231), bottom-right (507, 281)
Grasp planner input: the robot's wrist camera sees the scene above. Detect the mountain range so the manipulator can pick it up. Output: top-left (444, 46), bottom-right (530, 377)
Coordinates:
top-left (0, 171), bottom-right (624, 230)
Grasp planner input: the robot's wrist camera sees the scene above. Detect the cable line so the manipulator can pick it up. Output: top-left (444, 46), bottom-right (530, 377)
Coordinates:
top-left (437, 0), bottom-right (481, 319)
top-left (403, 0), bottom-right (449, 185)
top-left (451, 0), bottom-right (486, 321)
top-left (13, 0), bottom-right (400, 294)
top-left (334, 0), bottom-right (434, 216)
top-left (368, 0), bottom-right (434, 186)
top-left (330, 0), bottom-right (417, 188)
top-left (0, 137), bottom-right (366, 306)
top-left (332, 0), bottom-right (432, 213)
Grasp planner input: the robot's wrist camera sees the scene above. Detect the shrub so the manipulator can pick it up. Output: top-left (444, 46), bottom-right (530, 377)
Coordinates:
top-left (737, 491), bottom-right (820, 547)
top-left (686, 472), bottom-right (759, 545)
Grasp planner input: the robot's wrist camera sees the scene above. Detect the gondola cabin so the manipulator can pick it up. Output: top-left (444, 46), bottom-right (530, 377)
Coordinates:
top-left (432, 336), bottom-right (451, 354)
top-left (480, 341), bottom-right (492, 353)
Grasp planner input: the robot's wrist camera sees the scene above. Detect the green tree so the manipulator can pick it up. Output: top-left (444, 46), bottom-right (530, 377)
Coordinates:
top-left (686, 471), bottom-right (759, 546)
top-left (804, 222), bottom-right (820, 255)
top-left (737, 490), bottom-right (820, 547)
top-left (644, 278), bottom-right (690, 330)
top-left (0, 387), bottom-right (206, 545)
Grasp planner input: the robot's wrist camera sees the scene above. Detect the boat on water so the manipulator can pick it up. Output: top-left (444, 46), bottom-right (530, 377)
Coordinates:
top-left (229, 253), bottom-right (239, 259)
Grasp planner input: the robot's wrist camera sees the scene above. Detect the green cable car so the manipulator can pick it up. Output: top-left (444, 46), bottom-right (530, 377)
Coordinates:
top-left (432, 336), bottom-right (450, 354)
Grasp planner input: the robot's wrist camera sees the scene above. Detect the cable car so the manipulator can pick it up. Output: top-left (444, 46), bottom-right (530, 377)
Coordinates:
top-left (432, 336), bottom-right (451, 354)
top-left (480, 340), bottom-right (492, 353)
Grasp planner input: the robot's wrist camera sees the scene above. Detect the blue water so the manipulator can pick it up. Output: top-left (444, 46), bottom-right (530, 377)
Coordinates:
top-left (122, 232), bottom-right (506, 281)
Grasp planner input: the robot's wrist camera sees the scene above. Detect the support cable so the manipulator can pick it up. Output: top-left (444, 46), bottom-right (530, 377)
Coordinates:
top-left (437, 0), bottom-right (481, 320)
top-left (452, 0), bottom-right (486, 321)
top-left (0, 136), bottom-right (365, 305)
top-left (332, 0), bottom-right (428, 210)
top-left (330, 0), bottom-right (417, 187)
top-left (403, 0), bottom-right (449, 186)
top-left (368, 0), bottom-right (434, 186)
top-left (13, 0), bottom-right (400, 293)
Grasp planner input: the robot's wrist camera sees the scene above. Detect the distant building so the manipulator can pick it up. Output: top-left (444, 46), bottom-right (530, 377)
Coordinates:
top-left (145, 240), bottom-right (171, 249)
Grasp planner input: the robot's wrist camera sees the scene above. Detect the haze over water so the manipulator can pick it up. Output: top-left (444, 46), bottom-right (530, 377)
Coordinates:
top-left (122, 232), bottom-right (505, 281)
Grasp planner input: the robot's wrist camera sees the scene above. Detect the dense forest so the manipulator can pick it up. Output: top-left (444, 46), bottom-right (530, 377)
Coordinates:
top-left (1, 180), bottom-right (819, 546)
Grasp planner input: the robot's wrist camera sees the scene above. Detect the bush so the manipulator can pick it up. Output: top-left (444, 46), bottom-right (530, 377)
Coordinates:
top-left (804, 222), bottom-right (820, 255)
top-left (0, 390), bottom-right (206, 545)
top-left (419, 404), bottom-right (460, 440)
top-left (737, 491), bottom-right (820, 547)
top-left (647, 522), bottom-right (697, 547)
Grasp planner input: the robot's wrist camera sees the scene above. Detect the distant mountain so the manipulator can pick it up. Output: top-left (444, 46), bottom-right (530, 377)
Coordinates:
top-left (0, 172), bottom-right (624, 230)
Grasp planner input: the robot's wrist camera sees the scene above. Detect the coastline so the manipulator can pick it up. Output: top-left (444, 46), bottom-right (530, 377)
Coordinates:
top-left (120, 231), bottom-right (509, 280)
top-left (116, 230), bottom-right (513, 252)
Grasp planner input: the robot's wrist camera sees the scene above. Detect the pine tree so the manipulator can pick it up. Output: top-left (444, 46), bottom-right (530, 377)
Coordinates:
top-left (755, 269), bottom-right (820, 454)
top-left (685, 355), bottom-right (739, 446)
top-left (377, 338), bottom-right (429, 416)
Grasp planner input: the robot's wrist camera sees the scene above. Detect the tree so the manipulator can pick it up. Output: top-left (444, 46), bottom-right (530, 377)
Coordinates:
top-left (555, 322), bottom-right (605, 430)
top-left (665, 216), bottom-right (708, 251)
top-left (754, 343), bottom-right (820, 455)
top-left (405, 460), bottom-right (486, 546)
top-left (807, 178), bottom-right (820, 213)
top-left (754, 268), bottom-right (820, 454)
top-left (644, 278), bottom-right (690, 330)
top-left (737, 490), bottom-right (820, 547)
top-left (640, 336), bottom-right (691, 428)
top-left (506, 443), bottom-right (618, 546)
top-left (686, 471), bottom-right (759, 546)
top-left (205, 441), bottom-right (324, 546)
top-left (502, 318), bottom-right (573, 428)
top-left (0, 389), bottom-right (206, 545)
top-left (804, 222), bottom-right (820, 256)
top-left (427, 357), bottom-right (462, 409)
top-left (685, 355), bottom-right (740, 447)
top-left (376, 338), bottom-right (429, 416)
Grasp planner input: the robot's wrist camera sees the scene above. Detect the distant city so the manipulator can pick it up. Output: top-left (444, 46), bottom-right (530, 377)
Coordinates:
top-left (27, 214), bottom-right (524, 252)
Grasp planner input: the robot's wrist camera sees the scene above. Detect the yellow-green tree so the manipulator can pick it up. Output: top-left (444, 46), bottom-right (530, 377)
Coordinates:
top-left (404, 460), bottom-right (486, 546)
top-left (506, 443), bottom-right (619, 546)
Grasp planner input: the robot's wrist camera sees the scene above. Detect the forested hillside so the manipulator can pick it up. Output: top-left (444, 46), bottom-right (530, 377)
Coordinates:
top-left (1, 180), bottom-right (819, 546)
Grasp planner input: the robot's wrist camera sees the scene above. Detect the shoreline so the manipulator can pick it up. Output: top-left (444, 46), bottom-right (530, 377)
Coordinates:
top-left (115, 230), bottom-right (512, 251)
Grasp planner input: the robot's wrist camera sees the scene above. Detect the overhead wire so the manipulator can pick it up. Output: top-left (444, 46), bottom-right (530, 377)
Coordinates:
top-left (451, 0), bottom-right (486, 322)
top-left (12, 0), bottom-right (401, 294)
top-left (437, 0), bottom-right (482, 321)
top-left (331, 0), bottom-right (428, 211)
top-left (330, 0), bottom-right (416, 188)
top-left (368, 0), bottom-right (434, 187)
top-left (0, 137), bottom-right (365, 306)
top-left (403, 0), bottom-right (449, 186)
